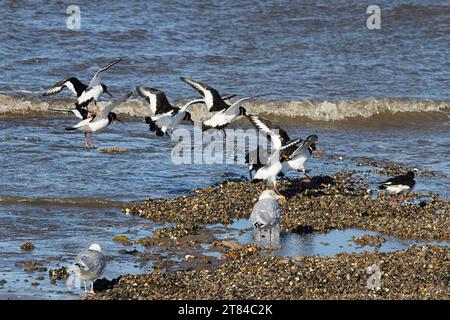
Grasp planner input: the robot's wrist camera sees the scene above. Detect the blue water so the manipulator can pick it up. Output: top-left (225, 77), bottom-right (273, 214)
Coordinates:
top-left (0, 1), bottom-right (449, 101)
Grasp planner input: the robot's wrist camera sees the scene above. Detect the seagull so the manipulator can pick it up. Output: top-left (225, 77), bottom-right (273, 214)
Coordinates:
top-left (252, 139), bottom-right (301, 194)
top-left (249, 190), bottom-right (285, 243)
top-left (65, 92), bottom-right (131, 148)
top-left (281, 135), bottom-right (318, 180)
top-left (137, 87), bottom-right (204, 137)
top-left (378, 169), bottom-right (418, 202)
top-left (43, 59), bottom-right (121, 110)
top-left (70, 243), bottom-right (106, 295)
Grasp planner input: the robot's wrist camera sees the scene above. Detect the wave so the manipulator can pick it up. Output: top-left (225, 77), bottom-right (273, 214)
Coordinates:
top-left (0, 93), bottom-right (449, 122)
top-left (0, 195), bottom-right (127, 208)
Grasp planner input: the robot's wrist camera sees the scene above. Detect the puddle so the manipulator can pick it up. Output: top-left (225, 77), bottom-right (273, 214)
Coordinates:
top-left (209, 219), bottom-right (449, 257)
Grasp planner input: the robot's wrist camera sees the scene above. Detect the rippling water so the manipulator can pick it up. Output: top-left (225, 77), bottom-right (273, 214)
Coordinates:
top-left (0, 0), bottom-right (449, 299)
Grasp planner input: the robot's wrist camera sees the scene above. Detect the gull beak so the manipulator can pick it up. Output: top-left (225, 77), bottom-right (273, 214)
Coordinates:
top-left (116, 118), bottom-right (125, 124)
top-left (277, 194), bottom-right (286, 203)
top-left (105, 89), bottom-right (113, 97)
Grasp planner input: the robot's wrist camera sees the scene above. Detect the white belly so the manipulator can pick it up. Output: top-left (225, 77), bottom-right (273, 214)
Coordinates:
top-left (204, 110), bottom-right (239, 128)
top-left (286, 155), bottom-right (308, 171)
top-left (78, 85), bottom-right (103, 105)
top-left (254, 161), bottom-right (282, 184)
top-left (385, 184), bottom-right (412, 194)
top-left (89, 118), bottom-right (109, 132)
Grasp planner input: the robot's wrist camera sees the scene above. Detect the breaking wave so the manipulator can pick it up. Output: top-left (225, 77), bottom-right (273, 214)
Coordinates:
top-left (0, 93), bottom-right (449, 123)
top-left (0, 195), bottom-right (127, 208)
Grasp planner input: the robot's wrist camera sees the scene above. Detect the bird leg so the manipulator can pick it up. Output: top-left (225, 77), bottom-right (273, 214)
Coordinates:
top-left (89, 132), bottom-right (95, 148)
top-left (390, 194), bottom-right (398, 205)
top-left (304, 169), bottom-right (312, 181)
top-left (84, 132), bottom-right (90, 148)
top-left (248, 170), bottom-right (253, 181)
top-left (273, 182), bottom-right (281, 195)
top-left (222, 129), bottom-right (227, 140)
top-left (89, 281), bottom-right (95, 294)
top-left (83, 281), bottom-right (88, 295)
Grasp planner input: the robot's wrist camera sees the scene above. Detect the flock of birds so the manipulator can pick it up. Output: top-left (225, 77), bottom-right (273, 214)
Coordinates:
top-left (41, 59), bottom-right (418, 294)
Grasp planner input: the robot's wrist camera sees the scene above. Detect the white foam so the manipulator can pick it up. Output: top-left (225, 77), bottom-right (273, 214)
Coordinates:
top-left (0, 94), bottom-right (449, 122)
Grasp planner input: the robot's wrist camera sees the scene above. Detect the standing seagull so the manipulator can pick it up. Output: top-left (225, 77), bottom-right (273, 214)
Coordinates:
top-left (136, 86), bottom-right (204, 137)
top-left (43, 59), bottom-right (121, 109)
top-left (250, 190), bottom-right (285, 243)
top-left (378, 169), bottom-right (418, 201)
top-left (65, 92), bottom-right (131, 148)
top-left (71, 243), bottom-right (106, 295)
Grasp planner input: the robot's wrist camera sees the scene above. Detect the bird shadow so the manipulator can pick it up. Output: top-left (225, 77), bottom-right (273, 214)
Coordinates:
top-left (93, 277), bottom-right (121, 292)
top-left (282, 175), bottom-right (335, 198)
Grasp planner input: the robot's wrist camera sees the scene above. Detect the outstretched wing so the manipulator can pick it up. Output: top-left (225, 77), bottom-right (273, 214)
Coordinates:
top-left (43, 77), bottom-right (87, 97)
top-left (136, 86), bottom-right (176, 115)
top-left (100, 92), bottom-right (132, 118)
top-left (247, 114), bottom-right (291, 149)
top-left (49, 107), bottom-right (87, 119)
top-left (180, 77), bottom-right (229, 112)
top-left (287, 135), bottom-right (318, 159)
top-left (87, 58), bottom-right (121, 89)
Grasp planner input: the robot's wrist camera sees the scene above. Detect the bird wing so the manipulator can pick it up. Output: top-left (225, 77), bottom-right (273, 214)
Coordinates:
top-left (43, 77), bottom-right (86, 97)
top-left (223, 95), bottom-right (266, 115)
top-left (100, 92), bottom-right (132, 118)
top-left (250, 198), bottom-right (281, 228)
top-left (49, 108), bottom-right (87, 119)
top-left (379, 174), bottom-right (413, 187)
top-left (87, 58), bottom-right (121, 89)
top-left (180, 77), bottom-right (229, 112)
top-left (76, 250), bottom-right (106, 276)
top-left (247, 114), bottom-right (291, 149)
top-left (267, 138), bottom-right (302, 164)
top-left (136, 86), bottom-right (176, 115)
top-left (287, 135), bottom-right (318, 159)
top-left (179, 98), bottom-right (205, 113)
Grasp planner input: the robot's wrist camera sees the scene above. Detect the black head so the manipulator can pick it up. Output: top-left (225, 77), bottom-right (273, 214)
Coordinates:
top-left (407, 168), bottom-right (418, 178)
top-left (239, 106), bottom-right (246, 116)
top-left (310, 143), bottom-right (317, 151)
top-left (102, 84), bottom-right (112, 96)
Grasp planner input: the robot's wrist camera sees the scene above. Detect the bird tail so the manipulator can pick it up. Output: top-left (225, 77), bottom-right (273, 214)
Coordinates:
top-left (144, 117), bottom-right (165, 137)
top-left (378, 184), bottom-right (387, 190)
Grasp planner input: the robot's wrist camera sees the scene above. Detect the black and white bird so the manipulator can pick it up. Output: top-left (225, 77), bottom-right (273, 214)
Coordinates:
top-left (378, 169), bottom-right (418, 199)
top-left (137, 87), bottom-right (204, 137)
top-left (249, 190), bottom-right (285, 243)
top-left (65, 92), bottom-right (131, 148)
top-left (281, 134), bottom-right (318, 180)
top-left (252, 139), bottom-right (302, 194)
top-left (180, 77), bottom-right (232, 112)
top-left (247, 115), bottom-right (318, 180)
top-left (180, 77), bottom-right (262, 135)
top-left (43, 59), bottom-right (121, 109)
top-left (69, 243), bottom-right (106, 295)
